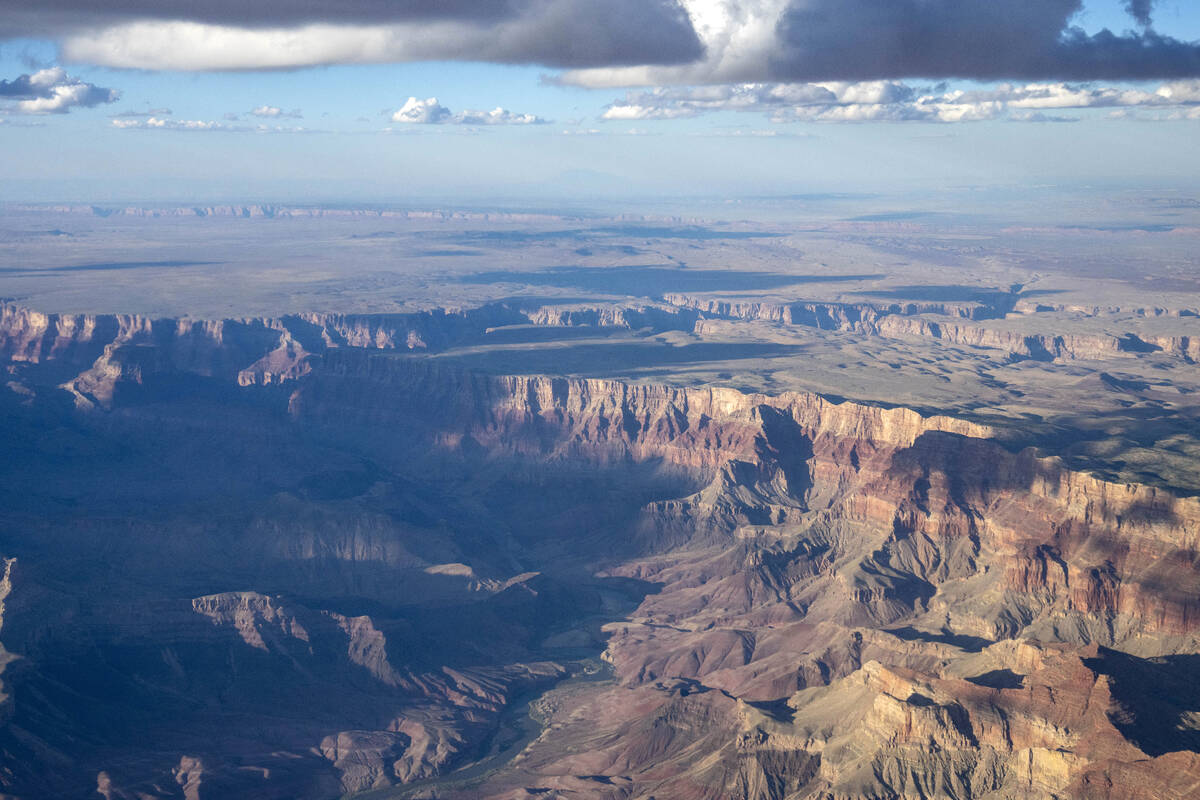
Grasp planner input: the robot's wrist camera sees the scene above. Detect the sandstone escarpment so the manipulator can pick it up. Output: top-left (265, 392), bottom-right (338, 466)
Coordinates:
top-left (662, 293), bottom-right (1013, 329)
top-left (662, 292), bottom-right (1197, 363)
top-left (11, 203), bottom-right (579, 222)
top-left (297, 350), bottom-right (991, 459)
top-left (1011, 298), bottom-right (1200, 318)
top-left (875, 316), bottom-right (1195, 362)
top-left (522, 302), bottom-right (698, 331)
top-left (1, 303), bottom-right (531, 407)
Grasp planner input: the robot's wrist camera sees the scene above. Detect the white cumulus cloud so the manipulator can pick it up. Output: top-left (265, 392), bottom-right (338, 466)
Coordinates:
top-left (601, 79), bottom-right (1200, 124)
top-left (390, 96), bottom-right (546, 125)
top-left (112, 116), bottom-right (232, 130)
top-left (111, 116), bottom-right (317, 132)
top-left (250, 104), bottom-right (302, 118)
top-left (0, 66), bottom-right (119, 114)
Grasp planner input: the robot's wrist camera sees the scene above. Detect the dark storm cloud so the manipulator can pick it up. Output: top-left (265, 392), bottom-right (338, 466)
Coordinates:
top-left (771, 0), bottom-right (1200, 81)
top-left (0, 74), bottom-right (41, 97)
top-left (0, 0), bottom-right (704, 70)
top-left (1124, 0), bottom-right (1155, 28)
top-left (5, 0), bottom-right (1198, 79)
top-left (0, 0), bottom-right (517, 31)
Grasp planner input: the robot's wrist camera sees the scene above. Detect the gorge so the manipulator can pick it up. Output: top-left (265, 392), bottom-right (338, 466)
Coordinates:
top-left (2, 300), bottom-right (1199, 799)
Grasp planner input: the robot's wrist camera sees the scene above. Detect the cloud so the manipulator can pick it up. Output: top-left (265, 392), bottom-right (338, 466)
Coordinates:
top-left (1009, 111), bottom-right (1079, 123)
top-left (0, 73), bottom-right (43, 97)
top-left (391, 96), bottom-right (452, 123)
top-left (602, 104), bottom-right (698, 120)
top-left (601, 78), bottom-right (1200, 124)
top-left (1111, 105), bottom-right (1200, 121)
top-left (1158, 80), bottom-right (1200, 103)
top-left (0, 66), bottom-right (118, 113)
top-left (771, 1), bottom-right (1200, 82)
top-left (561, 0), bottom-right (1200, 87)
top-left (3, 0), bottom-right (523, 29)
top-left (690, 127), bottom-right (810, 137)
top-left (6, 0), bottom-right (1198, 84)
top-left (601, 81), bottom-right (946, 121)
top-left (111, 106), bottom-right (172, 117)
top-left (112, 116), bottom-right (236, 130)
top-left (250, 105), bottom-right (302, 118)
top-left (390, 96), bottom-right (546, 125)
top-left (1124, 0), bottom-right (1155, 29)
top-left (11, 0), bottom-right (702, 71)
top-left (111, 116), bottom-right (317, 132)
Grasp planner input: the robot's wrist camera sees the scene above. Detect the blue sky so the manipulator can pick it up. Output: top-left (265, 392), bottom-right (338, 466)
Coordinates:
top-left (2, 0), bottom-right (1199, 202)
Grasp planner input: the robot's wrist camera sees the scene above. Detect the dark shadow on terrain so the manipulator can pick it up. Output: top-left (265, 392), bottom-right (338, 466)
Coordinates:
top-left (44, 260), bottom-right (222, 272)
top-left (856, 284), bottom-right (1015, 304)
top-left (751, 192), bottom-right (880, 201)
top-left (429, 341), bottom-right (808, 376)
top-left (295, 462), bottom-right (387, 503)
top-left (381, 574), bottom-right (662, 670)
top-left (575, 245), bottom-right (642, 256)
top-left (585, 225), bottom-right (781, 240)
top-left (1017, 288), bottom-right (1070, 298)
top-left (746, 697), bottom-right (796, 723)
top-left (887, 626), bottom-right (992, 653)
top-left (849, 211), bottom-right (942, 222)
top-left (414, 249), bottom-right (486, 257)
top-left (484, 295), bottom-right (617, 309)
top-left (1116, 335), bottom-right (1163, 354)
top-left (474, 326), bottom-right (636, 345)
top-left (0, 395), bottom-right (675, 795)
top-left (458, 265), bottom-right (884, 296)
top-left (1085, 648), bottom-right (1200, 756)
top-left (1118, 495), bottom-right (1182, 525)
top-left (1100, 373), bottom-right (1153, 392)
top-left (758, 406), bottom-right (815, 500)
top-left (987, 401), bottom-right (1200, 496)
top-left (1062, 224), bottom-right (1176, 233)
top-left (966, 669), bottom-right (1024, 689)
top-left (438, 226), bottom-right (783, 244)
top-left (278, 314), bottom-right (333, 353)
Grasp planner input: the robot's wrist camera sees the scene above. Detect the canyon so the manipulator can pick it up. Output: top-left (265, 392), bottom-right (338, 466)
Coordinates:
top-left (2, 293), bottom-right (1200, 799)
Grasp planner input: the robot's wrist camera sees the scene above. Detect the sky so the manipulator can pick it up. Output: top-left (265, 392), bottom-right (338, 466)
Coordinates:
top-left (1, 0), bottom-right (1199, 204)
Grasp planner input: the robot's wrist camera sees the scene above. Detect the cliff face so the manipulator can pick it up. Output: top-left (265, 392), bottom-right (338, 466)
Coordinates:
top-left (0, 303), bottom-right (536, 407)
top-left (6, 296), bottom-right (1190, 420)
top-left (662, 293), bottom-right (1010, 327)
top-left (665, 293), bottom-right (1198, 363)
top-left (10, 204), bottom-right (577, 222)
top-left (522, 303), bottom-right (698, 331)
top-left (2, 303), bottom-right (1199, 799)
top-left (875, 316), bottom-right (1198, 362)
